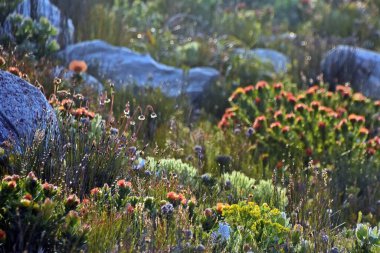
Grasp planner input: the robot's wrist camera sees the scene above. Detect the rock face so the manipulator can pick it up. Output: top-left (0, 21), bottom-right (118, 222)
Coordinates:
top-left (3, 0), bottom-right (74, 48)
top-left (52, 66), bottom-right (103, 93)
top-left (234, 48), bottom-right (289, 74)
top-left (59, 40), bottom-right (220, 101)
top-left (0, 70), bottom-right (58, 149)
top-left (322, 45), bottom-right (380, 99)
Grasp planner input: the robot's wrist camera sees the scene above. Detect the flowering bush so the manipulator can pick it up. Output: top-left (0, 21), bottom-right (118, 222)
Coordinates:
top-left (219, 81), bottom-right (380, 215)
top-left (220, 82), bottom-right (379, 164)
top-left (0, 173), bottom-right (87, 252)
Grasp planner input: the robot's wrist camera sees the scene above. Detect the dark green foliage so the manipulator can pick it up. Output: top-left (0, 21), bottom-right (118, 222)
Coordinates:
top-left (4, 14), bottom-right (60, 59)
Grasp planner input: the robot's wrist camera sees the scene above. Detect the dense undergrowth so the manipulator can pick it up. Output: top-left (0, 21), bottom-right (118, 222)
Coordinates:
top-left (0, 0), bottom-right (380, 252)
top-left (1, 56), bottom-right (379, 252)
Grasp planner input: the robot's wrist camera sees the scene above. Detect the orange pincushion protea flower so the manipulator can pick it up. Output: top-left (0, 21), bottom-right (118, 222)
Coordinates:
top-left (294, 103), bottom-right (308, 112)
top-left (337, 119), bottom-right (348, 132)
top-left (281, 126), bottom-right (290, 133)
top-left (117, 179), bottom-right (132, 189)
top-left (306, 85), bottom-right (319, 96)
top-left (7, 181), bottom-right (16, 189)
top-left (274, 110), bottom-right (283, 120)
top-left (355, 115), bottom-right (365, 124)
top-left (243, 85), bottom-right (254, 93)
top-left (228, 87), bottom-right (245, 102)
top-left (273, 82), bottom-right (283, 91)
top-left (8, 67), bottom-right (22, 77)
top-left (286, 93), bottom-right (297, 104)
top-left (218, 118), bottom-right (229, 129)
top-left (319, 106), bottom-right (333, 115)
top-left (71, 107), bottom-right (95, 119)
top-left (352, 93), bottom-right (366, 102)
top-left (127, 204), bottom-right (134, 214)
top-left (359, 127), bottom-right (369, 136)
top-left (336, 107), bottom-right (347, 118)
top-left (253, 116), bottom-right (266, 131)
top-left (367, 147), bottom-right (376, 156)
top-left (23, 193), bottom-right (33, 201)
top-left (348, 114), bottom-right (365, 124)
top-left (216, 202), bottom-right (229, 214)
top-left (310, 101), bottom-right (320, 110)
top-left (69, 60), bottom-right (88, 73)
top-left (297, 94), bottom-right (306, 102)
top-left (285, 113), bottom-right (295, 122)
top-left (270, 121), bottom-right (282, 130)
top-left (167, 191), bottom-right (179, 202)
top-left (336, 85), bottom-right (351, 93)
top-left (90, 187), bottom-right (101, 195)
top-left (255, 81), bottom-right (269, 90)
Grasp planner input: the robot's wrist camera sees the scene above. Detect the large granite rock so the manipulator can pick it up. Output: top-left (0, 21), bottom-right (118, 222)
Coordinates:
top-left (3, 0), bottom-right (74, 48)
top-left (0, 70), bottom-right (58, 149)
top-left (322, 45), bottom-right (380, 99)
top-left (234, 48), bottom-right (289, 74)
top-left (59, 40), bottom-right (220, 101)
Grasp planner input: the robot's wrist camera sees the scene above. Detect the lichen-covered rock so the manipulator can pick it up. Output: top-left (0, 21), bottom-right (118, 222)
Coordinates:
top-left (3, 0), bottom-right (74, 48)
top-left (322, 45), bottom-right (380, 99)
top-left (59, 40), bottom-right (220, 102)
top-left (0, 70), bottom-right (58, 150)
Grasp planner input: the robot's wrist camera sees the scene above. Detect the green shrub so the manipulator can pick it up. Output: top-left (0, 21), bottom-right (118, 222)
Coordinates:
top-left (219, 81), bottom-right (380, 219)
top-left (222, 201), bottom-right (294, 251)
top-left (146, 157), bottom-right (198, 186)
top-left (0, 173), bottom-right (86, 252)
top-left (355, 223), bottom-right (380, 252)
top-left (5, 14), bottom-right (60, 59)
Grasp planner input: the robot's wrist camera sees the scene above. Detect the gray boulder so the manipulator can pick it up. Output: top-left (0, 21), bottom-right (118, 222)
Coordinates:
top-left (0, 70), bottom-right (58, 150)
top-left (59, 40), bottom-right (220, 101)
top-left (234, 48), bottom-right (289, 74)
top-left (3, 0), bottom-right (74, 48)
top-left (52, 66), bottom-right (103, 93)
top-left (322, 45), bottom-right (380, 99)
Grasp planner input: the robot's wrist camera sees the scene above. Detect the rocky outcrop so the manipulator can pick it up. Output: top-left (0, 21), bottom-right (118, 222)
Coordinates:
top-left (0, 70), bottom-right (58, 150)
top-left (52, 66), bottom-right (103, 93)
top-left (59, 40), bottom-right (220, 101)
top-left (234, 48), bottom-right (289, 74)
top-left (3, 0), bottom-right (74, 48)
top-left (322, 45), bottom-right (380, 99)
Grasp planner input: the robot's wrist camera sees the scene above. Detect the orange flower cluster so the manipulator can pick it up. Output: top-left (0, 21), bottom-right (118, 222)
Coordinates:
top-left (348, 114), bottom-right (365, 124)
top-left (216, 202), bottom-right (229, 215)
top-left (253, 115), bottom-right (266, 131)
top-left (167, 191), bottom-right (187, 206)
top-left (218, 107), bottom-right (238, 129)
top-left (336, 85), bottom-right (352, 98)
top-left (220, 80), bottom-right (380, 163)
top-left (90, 187), bottom-right (101, 196)
top-left (8, 66), bottom-right (22, 77)
top-left (117, 179), bottom-right (132, 189)
top-left (70, 107), bottom-right (95, 119)
top-left (69, 60), bottom-right (88, 73)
